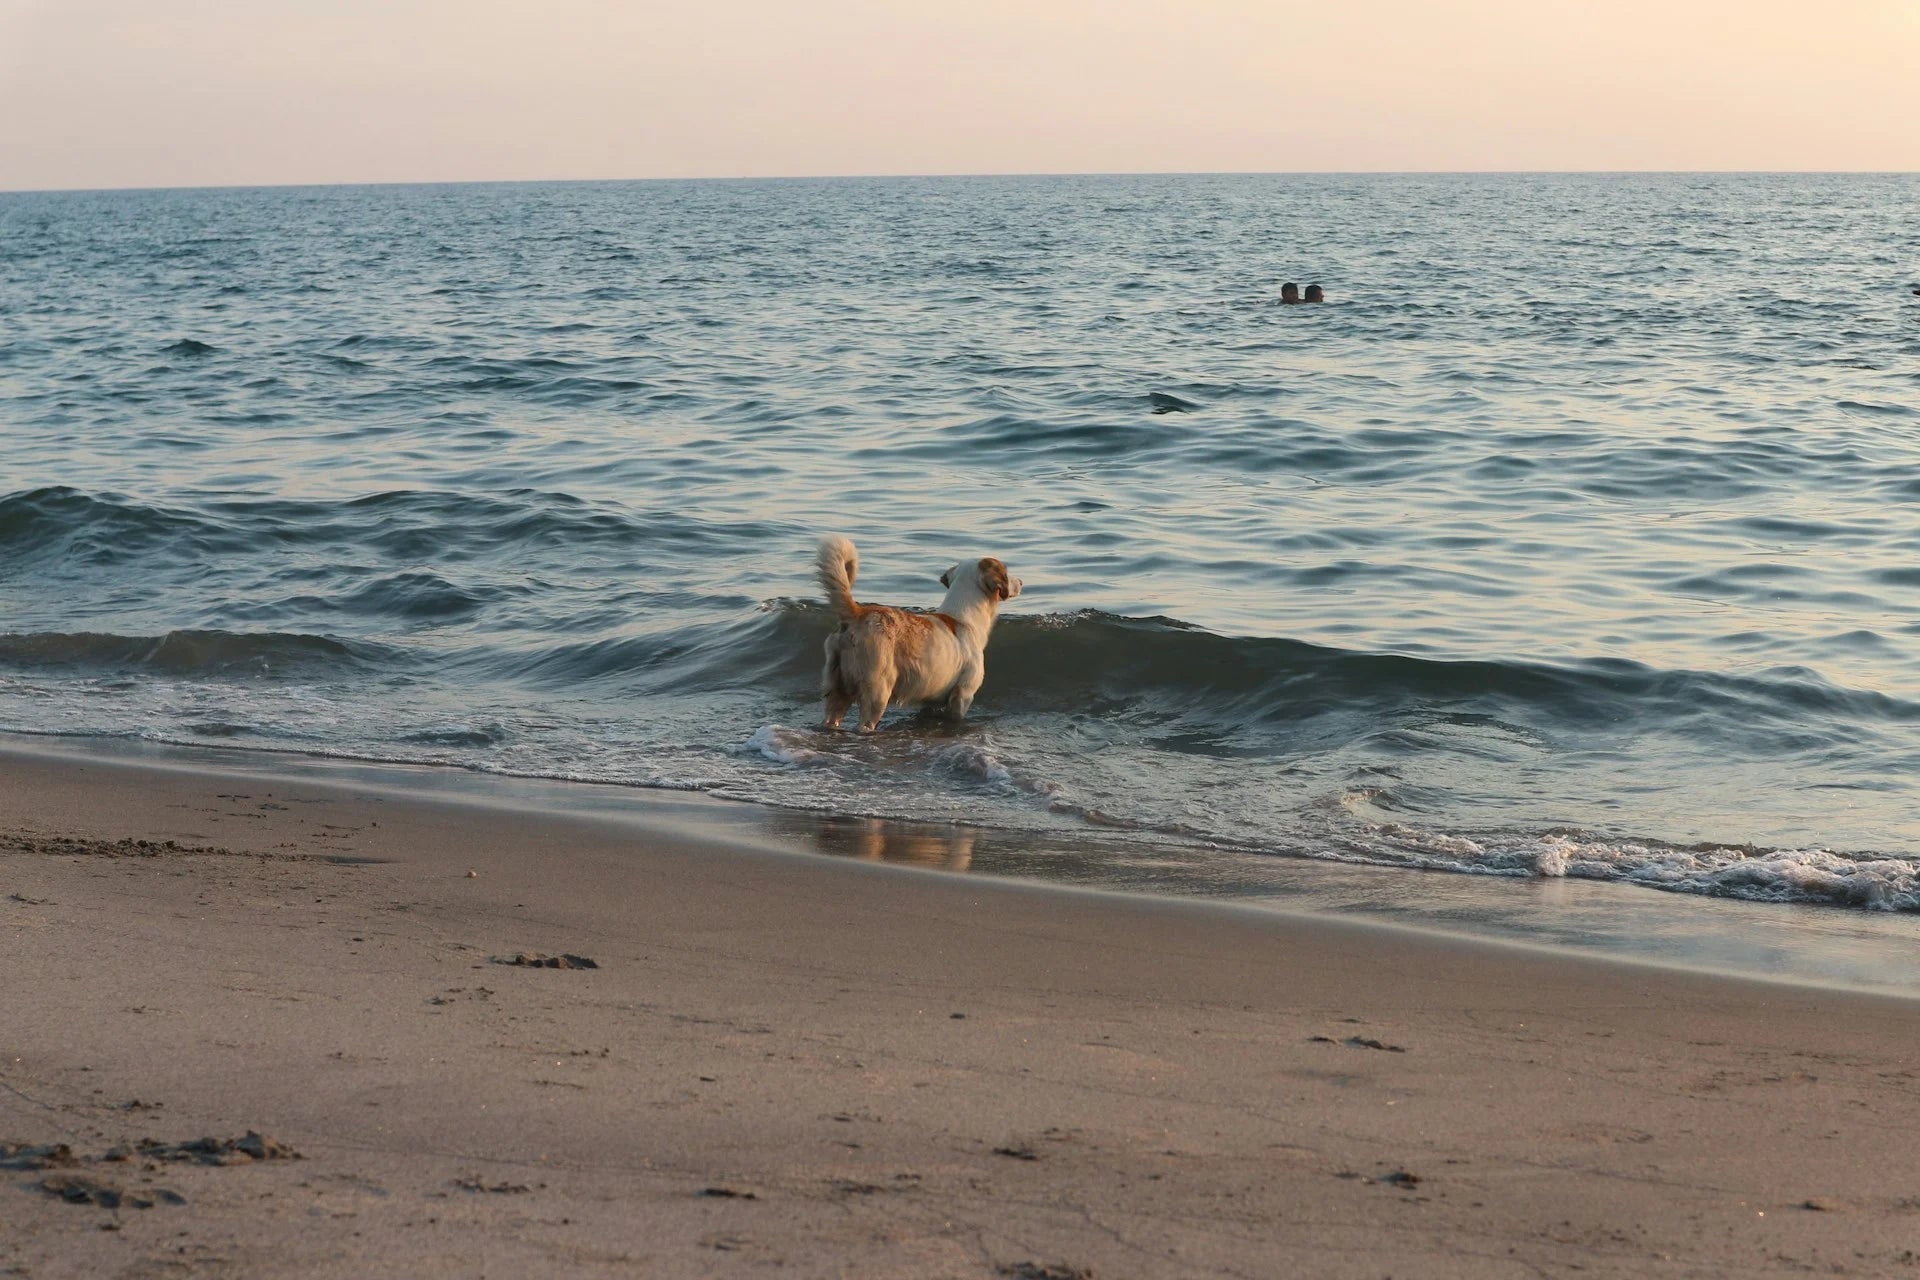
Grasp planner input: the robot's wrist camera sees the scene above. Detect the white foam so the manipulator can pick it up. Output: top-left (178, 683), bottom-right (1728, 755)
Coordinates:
top-left (1557, 840), bottom-right (1919, 910)
top-left (930, 742), bottom-right (1014, 786)
top-left (1356, 822), bottom-right (1920, 911)
top-left (1532, 836), bottom-right (1573, 878)
top-left (741, 724), bottom-right (834, 767)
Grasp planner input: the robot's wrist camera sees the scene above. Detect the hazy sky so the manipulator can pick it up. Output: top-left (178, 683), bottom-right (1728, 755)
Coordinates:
top-left (3, 0), bottom-right (1916, 191)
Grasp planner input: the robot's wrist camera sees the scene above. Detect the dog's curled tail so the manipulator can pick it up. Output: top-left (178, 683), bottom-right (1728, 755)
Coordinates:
top-left (816, 535), bottom-right (862, 620)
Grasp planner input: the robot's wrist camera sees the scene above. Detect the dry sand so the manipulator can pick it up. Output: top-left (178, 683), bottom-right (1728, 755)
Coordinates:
top-left (3, 740), bottom-right (1918, 1278)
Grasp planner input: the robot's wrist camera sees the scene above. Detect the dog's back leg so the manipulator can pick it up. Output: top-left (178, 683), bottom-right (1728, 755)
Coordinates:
top-left (821, 639), bottom-right (854, 731)
top-left (944, 667), bottom-right (983, 720)
top-left (856, 677), bottom-right (894, 733)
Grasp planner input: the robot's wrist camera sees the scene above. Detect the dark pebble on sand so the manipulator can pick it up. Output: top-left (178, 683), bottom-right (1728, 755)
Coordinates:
top-left (132, 1131), bottom-right (301, 1165)
top-left (1346, 1036), bottom-right (1407, 1053)
top-left (0, 1143), bottom-right (75, 1170)
top-left (493, 952), bottom-right (599, 969)
top-left (38, 1174), bottom-right (184, 1209)
top-left (454, 1175), bottom-right (531, 1194)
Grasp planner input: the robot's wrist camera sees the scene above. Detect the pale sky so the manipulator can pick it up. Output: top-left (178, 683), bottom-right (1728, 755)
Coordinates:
top-left (2, 0), bottom-right (1916, 191)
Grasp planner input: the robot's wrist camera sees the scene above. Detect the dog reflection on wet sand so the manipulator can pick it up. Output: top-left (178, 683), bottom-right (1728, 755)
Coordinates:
top-left (845, 818), bottom-right (976, 871)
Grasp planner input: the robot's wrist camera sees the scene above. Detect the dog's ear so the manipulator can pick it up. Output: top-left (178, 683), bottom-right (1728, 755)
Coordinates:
top-left (978, 558), bottom-right (1014, 601)
top-left (940, 565), bottom-right (955, 588)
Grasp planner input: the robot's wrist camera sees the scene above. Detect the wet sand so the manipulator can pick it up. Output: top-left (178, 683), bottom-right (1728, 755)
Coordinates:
top-left (3, 741), bottom-right (1917, 1278)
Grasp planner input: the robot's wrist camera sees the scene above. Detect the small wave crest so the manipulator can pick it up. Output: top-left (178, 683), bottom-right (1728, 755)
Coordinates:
top-left (400, 721), bottom-right (507, 747)
top-left (0, 486), bottom-right (229, 564)
top-left (0, 629), bottom-right (377, 677)
top-left (983, 610), bottom-right (1920, 743)
top-left (745, 603), bottom-right (1920, 764)
top-left (0, 485), bottom-right (791, 572)
top-left (335, 571), bottom-right (492, 621)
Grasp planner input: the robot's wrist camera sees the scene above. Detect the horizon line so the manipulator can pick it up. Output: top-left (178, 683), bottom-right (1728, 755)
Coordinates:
top-left (5, 167), bottom-right (1918, 198)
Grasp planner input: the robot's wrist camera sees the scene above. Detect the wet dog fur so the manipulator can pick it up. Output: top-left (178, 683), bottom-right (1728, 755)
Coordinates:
top-left (816, 535), bottom-right (1022, 732)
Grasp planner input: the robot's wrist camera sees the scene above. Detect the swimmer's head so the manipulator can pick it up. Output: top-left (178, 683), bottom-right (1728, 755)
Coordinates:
top-left (1304, 284), bottom-right (1324, 303)
top-left (1280, 282), bottom-right (1301, 303)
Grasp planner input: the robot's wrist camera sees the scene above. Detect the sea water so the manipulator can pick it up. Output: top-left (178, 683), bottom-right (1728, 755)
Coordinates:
top-left (5, 173), bottom-right (1920, 923)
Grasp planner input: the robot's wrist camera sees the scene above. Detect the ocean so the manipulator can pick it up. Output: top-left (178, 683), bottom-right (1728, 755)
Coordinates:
top-left (5, 173), bottom-right (1920, 942)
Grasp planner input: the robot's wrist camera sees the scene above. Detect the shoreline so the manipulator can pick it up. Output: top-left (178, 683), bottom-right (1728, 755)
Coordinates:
top-left (8, 731), bottom-right (1920, 997)
top-left (5, 738), bottom-right (1920, 1276)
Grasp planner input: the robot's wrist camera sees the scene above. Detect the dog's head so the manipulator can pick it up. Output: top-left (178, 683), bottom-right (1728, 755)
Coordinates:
top-left (940, 556), bottom-right (1022, 602)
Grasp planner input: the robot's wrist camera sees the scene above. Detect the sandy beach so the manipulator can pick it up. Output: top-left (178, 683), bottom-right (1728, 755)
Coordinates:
top-left (3, 739), bottom-right (1917, 1279)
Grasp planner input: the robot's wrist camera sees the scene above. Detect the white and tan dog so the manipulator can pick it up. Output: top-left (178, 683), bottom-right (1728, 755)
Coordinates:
top-left (815, 535), bottom-right (1021, 732)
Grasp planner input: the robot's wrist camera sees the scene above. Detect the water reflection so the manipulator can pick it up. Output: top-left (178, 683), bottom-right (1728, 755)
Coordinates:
top-left (786, 813), bottom-right (977, 871)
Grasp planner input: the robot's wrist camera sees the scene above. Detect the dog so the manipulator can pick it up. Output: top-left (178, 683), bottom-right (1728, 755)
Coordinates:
top-left (815, 535), bottom-right (1021, 732)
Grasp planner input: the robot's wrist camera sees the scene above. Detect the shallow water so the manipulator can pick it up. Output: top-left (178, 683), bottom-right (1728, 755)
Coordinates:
top-left (5, 174), bottom-right (1920, 916)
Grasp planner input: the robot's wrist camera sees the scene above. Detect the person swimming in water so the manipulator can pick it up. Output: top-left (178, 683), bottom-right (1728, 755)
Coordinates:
top-left (1304, 284), bottom-right (1325, 303)
top-left (1280, 282), bottom-right (1302, 304)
